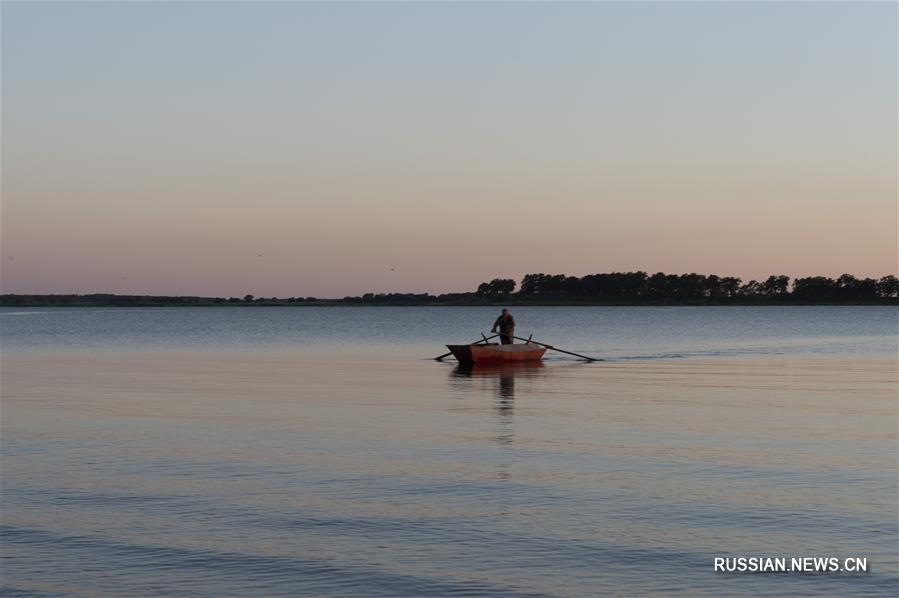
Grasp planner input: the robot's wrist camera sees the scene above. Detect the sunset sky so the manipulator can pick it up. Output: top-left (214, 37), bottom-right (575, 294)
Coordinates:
top-left (2, 1), bottom-right (896, 297)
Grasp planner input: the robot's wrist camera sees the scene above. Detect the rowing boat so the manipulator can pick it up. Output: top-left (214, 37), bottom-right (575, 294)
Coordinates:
top-left (445, 342), bottom-right (546, 364)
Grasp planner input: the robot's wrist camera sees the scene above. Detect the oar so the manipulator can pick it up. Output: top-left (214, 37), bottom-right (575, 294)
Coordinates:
top-left (510, 334), bottom-right (598, 362)
top-left (434, 333), bottom-right (499, 360)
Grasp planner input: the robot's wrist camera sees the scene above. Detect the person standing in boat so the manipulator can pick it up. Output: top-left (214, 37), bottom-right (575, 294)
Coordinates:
top-left (491, 309), bottom-right (515, 345)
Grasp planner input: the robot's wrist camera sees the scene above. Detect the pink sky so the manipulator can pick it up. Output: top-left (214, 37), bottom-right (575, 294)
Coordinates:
top-left (2, 2), bottom-right (896, 297)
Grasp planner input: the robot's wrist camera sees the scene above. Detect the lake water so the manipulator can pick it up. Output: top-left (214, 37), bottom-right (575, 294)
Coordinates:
top-left (2, 306), bottom-right (897, 596)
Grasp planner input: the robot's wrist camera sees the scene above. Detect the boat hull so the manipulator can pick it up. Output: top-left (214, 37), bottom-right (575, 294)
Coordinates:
top-left (445, 343), bottom-right (546, 364)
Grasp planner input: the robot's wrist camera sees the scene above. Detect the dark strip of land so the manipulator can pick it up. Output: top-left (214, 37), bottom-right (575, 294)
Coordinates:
top-left (3, 272), bottom-right (897, 307)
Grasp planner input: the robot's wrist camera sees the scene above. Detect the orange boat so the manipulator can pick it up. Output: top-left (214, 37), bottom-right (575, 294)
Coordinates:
top-left (445, 342), bottom-right (546, 364)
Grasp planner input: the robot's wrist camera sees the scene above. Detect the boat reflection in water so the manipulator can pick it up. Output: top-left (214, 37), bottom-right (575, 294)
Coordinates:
top-left (448, 362), bottom-right (550, 457)
top-left (450, 361), bottom-right (547, 402)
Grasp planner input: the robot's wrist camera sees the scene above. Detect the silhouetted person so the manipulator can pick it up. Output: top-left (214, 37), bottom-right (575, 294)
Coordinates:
top-left (491, 309), bottom-right (515, 345)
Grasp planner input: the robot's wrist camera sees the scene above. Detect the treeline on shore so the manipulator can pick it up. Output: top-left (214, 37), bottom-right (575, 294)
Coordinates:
top-left (2, 272), bottom-right (898, 307)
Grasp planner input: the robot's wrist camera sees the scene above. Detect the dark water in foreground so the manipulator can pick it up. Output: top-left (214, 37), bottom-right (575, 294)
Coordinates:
top-left (2, 307), bottom-right (897, 596)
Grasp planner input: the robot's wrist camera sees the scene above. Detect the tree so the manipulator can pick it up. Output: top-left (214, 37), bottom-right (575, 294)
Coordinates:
top-left (704, 274), bottom-right (722, 298)
top-left (739, 280), bottom-right (763, 297)
top-left (762, 275), bottom-right (790, 296)
top-left (581, 273), bottom-right (611, 297)
top-left (673, 273), bottom-right (706, 299)
top-left (646, 272), bottom-right (671, 298)
top-left (562, 276), bottom-right (582, 295)
top-left (877, 275), bottom-right (899, 298)
top-left (836, 274), bottom-right (877, 300)
top-left (792, 277), bottom-right (838, 300)
top-left (243, 294), bottom-right (254, 302)
top-left (720, 277), bottom-right (742, 298)
top-left (620, 271), bottom-right (648, 297)
top-left (519, 273), bottom-right (547, 295)
top-left (837, 274), bottom-right (859, 299)
top-left (543, 274), bottom-right (567, 295)
top-left (477, 278), bottom-right (516, 296)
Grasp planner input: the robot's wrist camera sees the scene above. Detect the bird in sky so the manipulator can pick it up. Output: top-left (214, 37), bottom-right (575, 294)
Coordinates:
top-left (257, 253), bottom-right (264, 259)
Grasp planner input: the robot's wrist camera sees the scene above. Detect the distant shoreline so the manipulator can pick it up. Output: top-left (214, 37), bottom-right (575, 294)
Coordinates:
top-left (2, 295), bottom-right (896, 308)
top-left (4, 271), bottom-right (897, 307)
top-left (0, 270), bottom-right (899, 307)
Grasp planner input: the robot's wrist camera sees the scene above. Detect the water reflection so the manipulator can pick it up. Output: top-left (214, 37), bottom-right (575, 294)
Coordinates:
top-left (449, 362), bottom-right (550, 451)
top-left (450, 362), bottom-right (547, 402)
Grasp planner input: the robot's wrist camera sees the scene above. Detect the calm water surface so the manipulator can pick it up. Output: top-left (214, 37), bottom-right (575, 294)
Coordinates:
top-left (2, 305), bottom-right (897, 358)
top-left (2, 307), bottom-right (897, 596)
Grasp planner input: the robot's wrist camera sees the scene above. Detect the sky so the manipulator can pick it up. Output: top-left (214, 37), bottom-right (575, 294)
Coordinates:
top-left (2, 1), bottom-right (896, 297)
